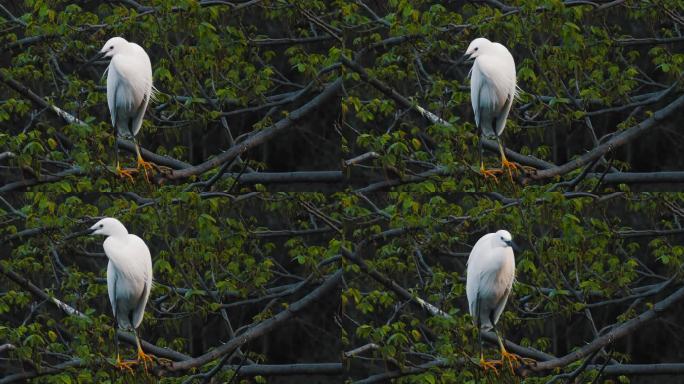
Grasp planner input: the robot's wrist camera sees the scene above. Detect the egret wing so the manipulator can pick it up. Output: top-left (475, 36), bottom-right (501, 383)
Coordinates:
top-left (466, 235), bottom-right (489, 321)
top-left (470, 65), bottom-right (483, 128)
top-left (131, 280), bottom-right (151, 329)
top-left (106, 261), bottom-right (117, 318)
top-left (128, 234), bottom-right (153, 329)
top-left (129, 92), bottom-right (150, 138)
top-left (491, 285), bottom-right (511, 326)
top-left (106, 64), bottom-right (120, 127)
top-left (468, 278), bottom-right (480, 326)
top-left (495, 94), bottom-right (513, 137)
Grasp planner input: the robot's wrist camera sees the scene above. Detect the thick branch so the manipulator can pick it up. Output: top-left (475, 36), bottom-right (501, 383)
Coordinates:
top-left (160, 269), bottom-right (342, 373)
top-left (616, 36), bottom-right (684, 46)
top-left (229, 170), bottom-right (343, 185)
top-left (118, 139), bottom-right (191, 170)
top-left (249, 35), bottom-right (334, 46)
top-left (588, 171), bottom-right (684, 185)
top-left (522, 284), bottom-right (684, 375)
top-left (230, 362), bottom-right (342, 376)
top-left (617, 228), bottom-right (684, 238)
top-left (532, 94), bottom-right (684, 180)
top-left (166, 78), bottom-right (343, 180)
top-left (588, 363), bottom-right (684, 376)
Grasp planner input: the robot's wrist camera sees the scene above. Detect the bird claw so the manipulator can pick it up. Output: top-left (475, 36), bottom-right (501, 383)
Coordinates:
top-left (136, 157), bottom-right (155, 183)
top-left (137, 347), bottom-right (155, 373)
top-left (500, 348), bottom-right (534, 373)
top-left (115, 164), bottom-right (136, 182)
top-left (500, 158), bottom-right (520, 180)
top-left (113, 354), bottom-right (136, 374)
top-left (480, 165), bottom-right (503, 181)
top-left (478, 356), bottom-right (500, 375)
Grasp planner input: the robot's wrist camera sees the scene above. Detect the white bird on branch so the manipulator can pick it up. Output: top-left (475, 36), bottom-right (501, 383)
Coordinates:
top-left (466, 230), bottom-right (524, 372)
top-left (71, 217), bottom-right (154, 371)
top-left (86, 37), bottom-right (156, 181)
top-left (464, 38), bottom-right (518, 179)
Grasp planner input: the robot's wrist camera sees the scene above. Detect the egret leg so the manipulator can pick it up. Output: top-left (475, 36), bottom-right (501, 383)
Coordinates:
top-left (133, 328), bottom-right (154, 372)
top-left (133, 137), bottom-right (155, 182)
top-left (114, 138), bottom-right (135, 182)
top-left (492, 323), bottom-right (534, 373)
top-left (111, 324), bottom-right (134, 373)
top-left (496, 136), bottom-right (518, 179)
top-left (478, 137), bottom-right (503, 180)
top-left (475, 296), bottom-right (499, 375)
top-left (477, 330), bottom-right (499, 375)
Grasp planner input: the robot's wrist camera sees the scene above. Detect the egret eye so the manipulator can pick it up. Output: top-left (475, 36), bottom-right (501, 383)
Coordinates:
top-left (109, 46), bottom-right (114, 50)
top-left (100, 224), bottom-right (104, 228)
top-left (474, 47), bottom-right (479, 51)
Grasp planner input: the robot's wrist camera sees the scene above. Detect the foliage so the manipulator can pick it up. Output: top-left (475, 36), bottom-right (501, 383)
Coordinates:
top-left (1, 0), bottom-right (684, 383)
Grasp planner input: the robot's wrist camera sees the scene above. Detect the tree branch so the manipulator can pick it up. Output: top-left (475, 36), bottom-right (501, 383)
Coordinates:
top-left (229, 362), bottom-right (342, 376)
top-left (522, 284), bottom-right (684, 375)
top-left (166, 78), bottom-right (343, 180)
top-left (229, 170), bottom-right (343, 185)
top-left (341, 247), bottom-right (450, 318)
top-left (159, 269), bottom-right (343, 373)
top-left (531, 94), bottom-right (684, 180)
top-left (587, 363), bottom-right (684, 376)
top-left (588, 171), bottom-right (684, 185)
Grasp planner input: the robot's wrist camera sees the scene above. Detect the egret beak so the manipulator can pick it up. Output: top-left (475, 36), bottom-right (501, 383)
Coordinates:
top-left (462, 53), bottom-right (474, 63)
top-left (505, 240), bottom-right (521, 253)
top-left (64, 227), bottom-right (96, 240)
top-left (80, 51), bottom-right (107, 70)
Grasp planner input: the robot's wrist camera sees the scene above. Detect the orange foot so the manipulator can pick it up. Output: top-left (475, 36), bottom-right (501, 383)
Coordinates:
top-left (500, 348), bottom-right (535, 373)
top-left (479, 355), bottom-right (500, 375)
top-left (113, 354), bottom-right (136, 374)
top-left (501, 158), bottom-right (519, 179)
top-left (136, 156), bottom-right (155, 183)
top-left (480, 165), bottom-right (503, 181)
top-left (136, 346), bottom-right (155, 373)
top-left (116, 164), bottom-right (136, 182)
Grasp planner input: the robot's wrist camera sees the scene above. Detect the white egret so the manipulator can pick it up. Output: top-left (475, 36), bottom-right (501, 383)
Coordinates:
top-left (464, 38), bottom-right (518, 178)
top-left (74, 217), bottom-right (154, 370)
top-left (466, 230), bottom-right (520, 371)
top-left (89, 37), bottom-right (156, 180)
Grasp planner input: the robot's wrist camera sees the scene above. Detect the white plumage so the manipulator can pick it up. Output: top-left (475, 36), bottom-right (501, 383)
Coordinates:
top-left (97, 37), bottom-right (155, 179)
top-left (464, 38), bottom-right (518, 176)
top-left (466, 229), bottom-right (520, 369)
top-left (466, 230), bottom-right (516, 331)
top-left (101, 37), bottom-right (153, 139)
top-left (88, 217), bottom-right (154, 368)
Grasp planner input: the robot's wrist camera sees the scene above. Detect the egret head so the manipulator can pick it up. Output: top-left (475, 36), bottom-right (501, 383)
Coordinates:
top-left (495, 229), bottom-right (520, 252)
top-left (88, 217), bottom-right (129, 237)
top-left (99, 37), bottom-right (129, 58)
top-left (464, 37), bottom-right (493, 62)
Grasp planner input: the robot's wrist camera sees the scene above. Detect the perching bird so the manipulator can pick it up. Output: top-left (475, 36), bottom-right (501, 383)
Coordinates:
top-left (466, 230), bottom-right (519, 371)
top-left (464, 38), bottom-right (518, 178)
top-left (88, 37), bottom-right (155, 180)
top-left (75, 217), bottom-right (154, 370)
